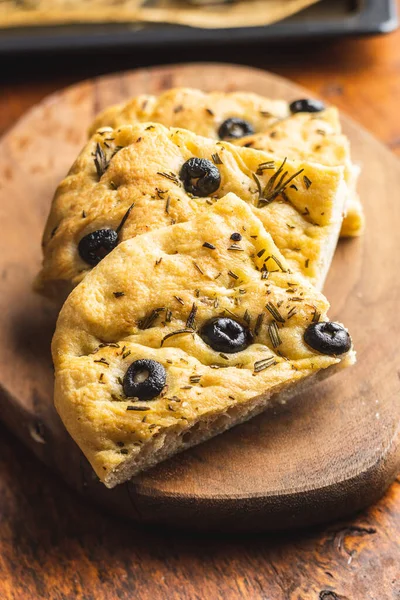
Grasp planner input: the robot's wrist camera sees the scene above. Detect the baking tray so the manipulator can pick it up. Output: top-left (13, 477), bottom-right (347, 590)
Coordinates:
top-left (0, 0), bottom-right (397, 53)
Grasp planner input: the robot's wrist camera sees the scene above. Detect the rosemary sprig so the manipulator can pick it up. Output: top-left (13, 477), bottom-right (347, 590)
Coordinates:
top-left (257, 158), bottom-right (304, 208)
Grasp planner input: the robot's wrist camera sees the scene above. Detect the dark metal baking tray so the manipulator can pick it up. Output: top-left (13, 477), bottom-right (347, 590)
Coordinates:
top-left (0, 0), bottom-right (397, 53)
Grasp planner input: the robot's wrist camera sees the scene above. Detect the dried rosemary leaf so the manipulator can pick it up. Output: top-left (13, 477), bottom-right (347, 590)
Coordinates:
top-left (203, 242), bottom-right (216, 250)
top-left (254, 357), bottom-right (277, 373)
top-left (139, 307), bottom-right (165, 330)
top-left (212, 153), bottom-right (223, 165)
top-left (268, 321), bottom-right (282, 348)
top-left (254, 313), bottom-right (264, 336)
top-left (303, 175), bottom-right (312, 189)
top-left (312, 308), bottom-right (321, 323)
top-left (266, 302), bottom-right (285, 323)
top-left (186, 303), bottom-right (197, 329)
top-left (267, 254), bottom-right (287, 273)
top-left (256, 160), bottom-right (275, 175)
top-left (193, 262), bottom-right (204, 275)
top-left (157, 171), bottom-right (180, 186)
top-left (160, 329), bottom-right (193, 347)
top-left (94, 143), bottom-right (108, 179)
top-left (116, 203), bottom-right (135, 235)
top-left (94, 358), bottom-right (109, 366)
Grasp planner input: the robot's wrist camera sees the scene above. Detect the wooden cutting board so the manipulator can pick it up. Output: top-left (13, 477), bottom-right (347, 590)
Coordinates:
top-left (0, 63), bottom-right (399, 532)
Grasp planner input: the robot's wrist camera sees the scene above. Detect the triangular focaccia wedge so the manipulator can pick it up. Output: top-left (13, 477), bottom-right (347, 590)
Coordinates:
top-left (89, 88), bottom-right (363, 237)
top-left (52, 194), bottom-right (355, 487)
top-left (36, 122), bottom-right (347, 299)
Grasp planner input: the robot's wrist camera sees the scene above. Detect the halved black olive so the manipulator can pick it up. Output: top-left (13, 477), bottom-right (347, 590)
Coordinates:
top-left (78, 229), bottom-right (118, 266)
top-left (199, 317), bottom-right (253, 354)
top-left (180, 158), bottom-right (221, 197)
top-left (289, 99), bottom-right (325, 114)
top-left (230, 232), bottom-right (242, 241)
top-left (304, 322), bottom-right (351, 356)
top-left (123, 359), bottom-right (166, 401)
top-left (218, 118), bottom-right (255, 140)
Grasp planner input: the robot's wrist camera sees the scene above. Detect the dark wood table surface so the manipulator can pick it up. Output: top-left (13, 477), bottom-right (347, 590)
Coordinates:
top-left (1, 6), bottom-right (400, 599)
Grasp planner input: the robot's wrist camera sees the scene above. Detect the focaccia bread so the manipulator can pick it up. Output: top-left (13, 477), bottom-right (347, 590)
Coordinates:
top-left (89, 88), bottom-right (363, 237)
top-left (0, 0), bottom-right (319, 30)
top-left (35, 122), bottom-right (347, 299)
top-left (52, 194), bottom-right (355, 487)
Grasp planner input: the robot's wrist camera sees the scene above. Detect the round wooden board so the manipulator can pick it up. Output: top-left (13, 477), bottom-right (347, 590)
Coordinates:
top-left (0, 63), bottom-right (399, 532)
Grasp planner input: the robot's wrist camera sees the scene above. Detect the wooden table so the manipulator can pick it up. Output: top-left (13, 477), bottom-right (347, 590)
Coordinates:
top-left (1, 10), bottom-right (400, 600)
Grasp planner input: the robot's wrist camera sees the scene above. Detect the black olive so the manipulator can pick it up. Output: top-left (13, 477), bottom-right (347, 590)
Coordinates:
top-left (230, 232), bottom-right (242, 241)
top-left (304, 322), bottom-right (351, 356)
top-left (78, 229), bottom-right (118, 266)
top-left (199, 317), bottom-right (253, 354)
top-left (218, 118), bottom-right (255, 140)
top-left (180, 158), bottom-right (221, 197)
top-left (123, 359), bottom-right (166, 401)
top-left (289, 99), bottom-right (325, 114)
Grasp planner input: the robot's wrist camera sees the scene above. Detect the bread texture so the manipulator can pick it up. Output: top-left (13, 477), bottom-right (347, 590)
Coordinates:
top-left (89, 88), bottom-right (363, 237)
top-left (36, 122), bottom-right (347, 299)
top-left (52, 194), bottom-right (355, 487)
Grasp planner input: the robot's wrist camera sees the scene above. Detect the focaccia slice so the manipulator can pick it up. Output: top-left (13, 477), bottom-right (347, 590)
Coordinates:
top-left (89, 88), bottom-right (363, 237)
top-left (52, 194), bottom-right (355, 487)
top-left (36, 122), bottom-right (347, 299)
